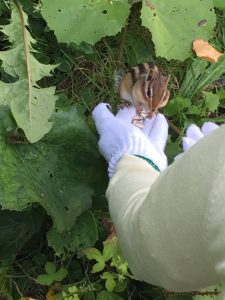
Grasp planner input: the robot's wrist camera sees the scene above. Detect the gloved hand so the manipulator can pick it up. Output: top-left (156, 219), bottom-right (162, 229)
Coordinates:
top-left (182, 122), bottom-right (219, 152)
top-left (92, 103), bottom-right (168, 177)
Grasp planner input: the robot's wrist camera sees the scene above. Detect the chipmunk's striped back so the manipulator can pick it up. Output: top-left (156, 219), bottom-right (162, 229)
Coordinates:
top-left (119, 62), bottom-right (170, 117)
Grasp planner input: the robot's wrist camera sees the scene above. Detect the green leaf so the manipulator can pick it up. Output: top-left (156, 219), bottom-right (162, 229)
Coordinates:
top-left (217, 89), bottom-right (225, 100)
top-left (83, 247), bottom-right (105, 273)
top-left (193, 285), bottom-right (222, 300)
top-left (0, 105), bottom-right (106, 234)
top-left (192, 55), bottom-right (225, 96)
top-left (103, 239), bottom-right (114, 262)
top-left (92, 261), bottom-right (106, 273)
top-left (0, 207), bottom-right (44, 263)
top-left (180, 55), bottom-right (225, 99)
top-left (165, 142), bottom-right (182, 163)
top-left (36, 274), bottom-right (54, 286)
top-left (165, 296), bottom-right (192, 300)
top-left (113, 279), bottom-right (128, 293)
top-left (203, 92), bottom-right (220, 111)
top-left (83, 248), bottom-right (104, 262)
top-left (141, 0), bottom-right (216, 60)
top-left (105, 277), bottom-right (116, 292)
top-left (96, 291), bottom-right (123, 300)
top-left (0, 1), bottom-right (9, 15)
top-left (179, 58), bottom-right (209, 98)
top-left (214, 0), bottom-right (225, 10)
top-left (47, 211), bottom-right (98, 256)
top-left (163, 97), bottom-right (192, 117)
top-left (41, 0), bottom-right (130, 45)
top-left (101, 272), bottom-right (116, 292)
top-left (0, 4), bottom-right (57, 143)
top-left (45, 262), bottom-right (56, 275)
top-left (123, 25), bottom-right (154, 65)
top-left (54, 267), bottom-right (68, 281)
top-left (83, 247), bottom-right (106, 273)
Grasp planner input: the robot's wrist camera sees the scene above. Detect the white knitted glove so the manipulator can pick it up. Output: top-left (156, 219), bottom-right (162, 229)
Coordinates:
top-left (183, 122), bottom-right (219, 152)
top-left (92, 103), bottom-right (168, 177)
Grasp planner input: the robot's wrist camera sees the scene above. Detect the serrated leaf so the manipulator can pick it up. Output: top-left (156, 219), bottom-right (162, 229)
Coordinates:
top-left (48, 211), bottom-right (98, 256)
top-left (53, 267), bottom-right (68, 281)
top-left (203, 92), bottom-right (220, 111)
top-left (141, 0), bottom-right (216, 60)
top-left (0, 105), bottom-right (106, 233)
top-left (0, 4), bottom-right (57, 143)
top-left (214, 0), bottom-right (225, 10)
top-left (41, 0), bottom-right (130, 45)
top-left (36, 274), bottom-right (53, 286)
top-left (45, 262), bottom-right (56, 275)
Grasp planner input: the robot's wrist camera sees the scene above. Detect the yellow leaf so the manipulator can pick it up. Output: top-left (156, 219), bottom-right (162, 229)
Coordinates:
top-left (193, 39), bottom-right (223, 62)
top-left (46, 289), bottom-right (56, 300)
top-left (20, 298), bottom-right (38, 300)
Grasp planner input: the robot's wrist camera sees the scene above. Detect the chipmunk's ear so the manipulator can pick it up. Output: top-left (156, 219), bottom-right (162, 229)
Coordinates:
top-left (145, 65), bottom-right (158, 82)
top-left (164, 74), bottom-right (170, 88)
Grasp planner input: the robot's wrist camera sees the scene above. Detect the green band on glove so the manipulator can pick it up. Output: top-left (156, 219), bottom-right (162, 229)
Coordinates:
top-left (135, 155), bottom-right (160, 172)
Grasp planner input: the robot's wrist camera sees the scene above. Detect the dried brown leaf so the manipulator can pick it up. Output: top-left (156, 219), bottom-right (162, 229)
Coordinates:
top-left (193, 39), bottom-right (223, 62)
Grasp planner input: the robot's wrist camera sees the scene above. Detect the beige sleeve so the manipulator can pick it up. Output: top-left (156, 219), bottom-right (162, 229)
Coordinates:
top-left (107, 124), bottom-right (225, 293)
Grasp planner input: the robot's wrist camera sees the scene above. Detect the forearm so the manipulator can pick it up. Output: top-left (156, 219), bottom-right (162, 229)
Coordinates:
top-left (107, 124), bottom-right (225, 291)
top-left (106, 154), bottom-right (161, 284)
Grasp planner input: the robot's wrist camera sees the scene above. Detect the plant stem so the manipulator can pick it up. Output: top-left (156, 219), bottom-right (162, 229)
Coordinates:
top-left (166, 118), bottom-right (181, 135)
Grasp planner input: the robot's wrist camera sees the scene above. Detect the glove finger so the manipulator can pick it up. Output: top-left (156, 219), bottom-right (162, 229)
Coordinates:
top-left (116, 105), bottom-right (136, 123)
top-left (92, 103), bottom-right (115, 134)
top-left (201, 122), bottom-right (219, 136)
top-left (147, 113), bottom-right (169, 152)
top-left (182, 137), bottom-right (196, 152)
top-left (142, 115), bottom-right (156, 136)
top-left (186, 124), bottom-right (204, 141)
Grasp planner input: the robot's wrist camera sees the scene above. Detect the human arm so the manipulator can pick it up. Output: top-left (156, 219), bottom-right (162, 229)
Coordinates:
top-left (93, 103), bottom-right (225, 294)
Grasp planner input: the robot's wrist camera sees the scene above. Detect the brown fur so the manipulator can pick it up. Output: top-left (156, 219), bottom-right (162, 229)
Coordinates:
top-left (119, 63), bottom-right (170, 117)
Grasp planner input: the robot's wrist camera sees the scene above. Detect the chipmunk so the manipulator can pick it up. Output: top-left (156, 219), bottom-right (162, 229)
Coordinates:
top-left (119, 62), bottom-right (170, 121)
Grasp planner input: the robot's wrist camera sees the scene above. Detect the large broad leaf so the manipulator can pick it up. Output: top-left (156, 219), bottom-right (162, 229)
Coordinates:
top-left (47, 211), bottom-right (98, 256)
top-left (141, 0), bottom-right (216, 61)
top-left (214, 0), bottom-right (225, 11)
top-left (0, 105), bottom-right (107, 233)
top-left (41, 0), bottom-right (130, 45)
top-left (0, 3), bottom-right (57, 143)
top-left (0, 207), bottom-right (44, 264)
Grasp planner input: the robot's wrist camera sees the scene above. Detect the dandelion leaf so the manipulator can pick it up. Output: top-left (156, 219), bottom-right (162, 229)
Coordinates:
top-left (0, 5), bottom-right (57, 143)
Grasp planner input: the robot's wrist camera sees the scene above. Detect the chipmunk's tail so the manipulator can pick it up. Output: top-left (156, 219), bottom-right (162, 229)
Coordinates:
top-left (113, 68), bottom-right (125, 93)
